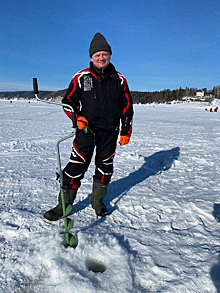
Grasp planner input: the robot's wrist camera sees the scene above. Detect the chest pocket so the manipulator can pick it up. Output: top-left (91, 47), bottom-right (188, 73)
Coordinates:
top-left (83, 75), bottom-right (93, 91)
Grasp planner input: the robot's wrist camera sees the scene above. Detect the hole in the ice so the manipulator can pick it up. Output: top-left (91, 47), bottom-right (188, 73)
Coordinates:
top-left (86, 258), bottom-right (107, 273)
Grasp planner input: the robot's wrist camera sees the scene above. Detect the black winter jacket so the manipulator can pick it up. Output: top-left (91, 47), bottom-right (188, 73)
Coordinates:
top-left (62, 62), bottom-right (133, 136)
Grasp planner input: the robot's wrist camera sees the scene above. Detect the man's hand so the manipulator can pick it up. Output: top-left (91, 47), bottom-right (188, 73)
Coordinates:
top-left (119, 135), bottom-right (130, 146)
top-left (77, 116), bottom-right (88, 130)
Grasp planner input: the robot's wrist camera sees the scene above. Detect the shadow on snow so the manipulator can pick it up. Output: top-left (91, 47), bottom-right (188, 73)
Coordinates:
top-left (210, 253), bottom-right (220, 293)
top-left (71, 147), bottom-right (180, 215)
top-left (210, 203), bottom-right (220, 293)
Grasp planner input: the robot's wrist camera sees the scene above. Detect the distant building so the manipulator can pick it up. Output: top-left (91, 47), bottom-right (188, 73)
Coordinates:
top-left (196, 90), bottom-right (205, 97)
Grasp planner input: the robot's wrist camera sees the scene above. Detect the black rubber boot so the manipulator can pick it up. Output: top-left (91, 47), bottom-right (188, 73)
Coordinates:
top-left (44, 189), bottom-right (77, 221)
top-left (91, 181), bottom-right (108, 217)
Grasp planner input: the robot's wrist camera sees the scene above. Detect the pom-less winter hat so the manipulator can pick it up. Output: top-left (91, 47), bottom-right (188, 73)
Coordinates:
top-left (89, 33), bottom-right (112, 57)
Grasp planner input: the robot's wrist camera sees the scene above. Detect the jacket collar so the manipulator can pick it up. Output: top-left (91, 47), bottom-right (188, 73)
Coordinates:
top-left (90, 62), bottom-right (116, 78)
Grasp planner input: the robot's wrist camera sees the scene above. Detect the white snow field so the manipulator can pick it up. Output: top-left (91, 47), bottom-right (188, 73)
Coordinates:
top-left (0, 99), bottom-right (220, 293)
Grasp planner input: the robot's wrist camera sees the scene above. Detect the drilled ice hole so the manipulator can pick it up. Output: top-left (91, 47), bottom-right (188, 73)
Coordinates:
top-left (86, 258), bottom-right (107, 273)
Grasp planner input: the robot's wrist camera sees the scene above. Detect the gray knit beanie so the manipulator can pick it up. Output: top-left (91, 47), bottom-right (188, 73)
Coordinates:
top-left (89, 33), bottom-right (112, 57)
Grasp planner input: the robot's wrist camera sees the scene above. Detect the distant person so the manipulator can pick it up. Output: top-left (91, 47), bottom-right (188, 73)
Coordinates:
top-left (214, 107), bottom-right (218, 112)
top-left (44, 32), bottom-right (134, 220)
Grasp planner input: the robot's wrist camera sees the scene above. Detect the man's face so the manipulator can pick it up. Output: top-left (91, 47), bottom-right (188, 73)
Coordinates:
top-left (91, 51), bottom-right (111, 69)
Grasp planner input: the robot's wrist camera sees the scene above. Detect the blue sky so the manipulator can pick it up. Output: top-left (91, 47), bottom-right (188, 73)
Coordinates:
top-left (0, 0), bottom-right (219, 92)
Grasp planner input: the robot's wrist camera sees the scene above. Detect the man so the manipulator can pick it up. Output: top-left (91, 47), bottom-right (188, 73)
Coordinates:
top-left (44, 32), bottom-right (133, 220)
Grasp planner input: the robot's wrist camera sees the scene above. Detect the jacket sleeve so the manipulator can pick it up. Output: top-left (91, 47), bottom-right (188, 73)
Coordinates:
top-left (62, 75), bottom-right (82, 120)
top-left (120, 77), bottom-right (133, 137)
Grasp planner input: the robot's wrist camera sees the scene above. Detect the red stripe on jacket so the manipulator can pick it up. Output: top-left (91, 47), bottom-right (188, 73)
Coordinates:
top-left (118, 72), bottom-right (130, 115)
top-left (66, 68), bottom-right (98, 103)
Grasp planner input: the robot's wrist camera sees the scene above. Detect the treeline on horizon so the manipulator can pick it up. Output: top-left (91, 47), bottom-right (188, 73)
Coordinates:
top-left (132, 86), bottom-right (220, 103)
top-left (0, 86), bottom-right (219, 103)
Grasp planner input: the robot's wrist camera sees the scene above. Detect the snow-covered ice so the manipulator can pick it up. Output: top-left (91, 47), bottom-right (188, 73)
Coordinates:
top-left (0, 99), bottom-right (220, 293)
